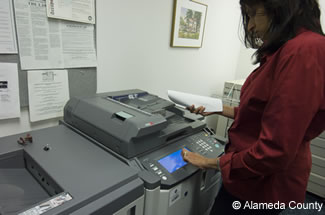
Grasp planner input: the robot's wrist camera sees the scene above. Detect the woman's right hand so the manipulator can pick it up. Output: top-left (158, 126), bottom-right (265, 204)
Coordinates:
top-left (187, 105), bottom-right (215, 116)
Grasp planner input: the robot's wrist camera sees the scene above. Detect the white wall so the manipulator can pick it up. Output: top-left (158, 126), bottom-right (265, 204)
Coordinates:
top-left (234, 45), bottom-right (257, 80)
top-left (321, 0), bottom-right (325, 31)
top-left (96, 0), bottom-right (242, 99)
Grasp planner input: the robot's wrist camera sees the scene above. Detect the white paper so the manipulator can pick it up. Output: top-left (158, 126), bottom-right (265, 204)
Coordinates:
top-left (168, 90), bottom-right (223, 112)
top-left (46, 0), bottom-right (95, 24)
top-left (0, 0), bottom-right (17, 54)
top-left (14, 0), bottom-right (63, 69)
top-left (27, 70), bottom-right (69, 122)
top-left (61, 22), bottom-right (97, 68)
top-left (0, 63), bottom-right (20, 120)
top-left (14, 0), bottom-right (97, 70)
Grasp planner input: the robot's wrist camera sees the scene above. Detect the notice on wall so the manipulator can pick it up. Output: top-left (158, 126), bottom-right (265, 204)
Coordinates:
top-left (27, 70), bottom-right (69, 122)
top-left (14, 0), bottom-right (97, 70)
top-left (46, 0), bottom-right (95, 24)
top-left (61, 22), bottom-right (97, 68)
top-left (0, 63), bottom-right (20, 120)
top-left (0, 0), bottom-right (18, 54)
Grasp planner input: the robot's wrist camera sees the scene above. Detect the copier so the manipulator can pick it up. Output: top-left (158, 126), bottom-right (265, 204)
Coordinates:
top-left (0, 125), bottom-right (144, 215)
top-left (63, 89), bottom-right (225, 215)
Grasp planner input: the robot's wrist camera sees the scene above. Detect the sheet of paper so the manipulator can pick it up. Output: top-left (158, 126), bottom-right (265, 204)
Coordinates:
top-left (14, 0), bottom-right (97, 70)
top-left (14, 0), bottom-right (63, 69)
top-left (168, 90), bottom-right (223, 112)
top-left (0, 0), bottom-right (17, 54)
top-left (0, 63), bottom-right (20, 120)
top-left (61, 21), bottom-right (97, 68)
top-left (27, 70), bottom-right (69, 122)
top-left (46, 0), bottom-right (95, 24)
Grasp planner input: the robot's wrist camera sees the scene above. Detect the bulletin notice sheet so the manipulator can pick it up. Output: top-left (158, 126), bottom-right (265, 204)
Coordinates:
top-left (27, 70), bottom-right (69, 122)
top-left (14, 0), bottom-right (97, 70)
top-left (0, 63), bottom-right (20, 120)
top-left (46, 0), bottom-right (95, 24)
top-left (0, 0), bottom-right (18, 54)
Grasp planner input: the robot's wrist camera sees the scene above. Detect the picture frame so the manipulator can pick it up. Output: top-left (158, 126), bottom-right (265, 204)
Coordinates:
top-left (171, 0), bottom-right (208, 48)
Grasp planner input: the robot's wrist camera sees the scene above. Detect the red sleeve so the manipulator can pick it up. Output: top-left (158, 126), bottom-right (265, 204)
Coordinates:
top-left (220, 48), bottom-right (324, 181)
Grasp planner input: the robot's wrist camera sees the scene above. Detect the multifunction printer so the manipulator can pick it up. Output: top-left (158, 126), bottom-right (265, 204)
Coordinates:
top-left (64, 89), bottom-right (225, 215)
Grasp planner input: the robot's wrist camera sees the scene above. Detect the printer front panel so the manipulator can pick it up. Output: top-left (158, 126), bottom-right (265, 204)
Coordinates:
top-left (139, 130), bottom-right (224, 189)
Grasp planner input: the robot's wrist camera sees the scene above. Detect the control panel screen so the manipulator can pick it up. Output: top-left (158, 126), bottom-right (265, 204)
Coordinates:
top-left (158, 148), bottom-right (189, 173)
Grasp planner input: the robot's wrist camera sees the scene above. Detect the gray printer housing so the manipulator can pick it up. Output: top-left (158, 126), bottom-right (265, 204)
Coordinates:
top-left (0, 125), bottom-right (144, 215)
top-left (64, 89), bottom-right (206, 159)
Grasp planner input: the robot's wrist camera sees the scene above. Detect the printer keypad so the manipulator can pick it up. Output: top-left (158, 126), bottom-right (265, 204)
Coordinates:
top-left (194, 138), bottom-right (214, 155)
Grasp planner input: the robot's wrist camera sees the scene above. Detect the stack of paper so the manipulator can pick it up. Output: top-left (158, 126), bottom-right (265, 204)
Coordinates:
top-left (167, 90), bottom-right (223, 112)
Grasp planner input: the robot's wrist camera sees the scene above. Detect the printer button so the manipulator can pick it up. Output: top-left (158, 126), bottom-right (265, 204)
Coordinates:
top-left (152, 167), bottom-right (158, 171)
top-left (162, 176), bottom-right (167, 180)
top-left (156, 170), bottom-right (162, 175)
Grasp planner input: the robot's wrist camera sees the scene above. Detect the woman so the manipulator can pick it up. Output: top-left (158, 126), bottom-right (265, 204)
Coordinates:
top-left (182, 0), bottom-right (325, 214)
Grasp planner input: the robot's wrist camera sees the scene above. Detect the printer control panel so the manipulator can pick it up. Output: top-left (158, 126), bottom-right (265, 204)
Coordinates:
top-left (139, 130), bottom-right (224, 189)
top-left (187, 130), bottom-right (223, 156)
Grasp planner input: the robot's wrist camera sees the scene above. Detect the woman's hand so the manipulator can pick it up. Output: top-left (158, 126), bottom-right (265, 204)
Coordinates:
top-left (188, 104), bottom-right (235, 119)
top-left (182, 148), bottom-right (220, 170)
top-left (187, 105), bottom-right (215, 116)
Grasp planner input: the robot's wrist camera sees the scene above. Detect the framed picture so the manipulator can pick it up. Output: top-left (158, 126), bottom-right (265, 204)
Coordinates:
top-left (171, 0), bottom-right (208, 48)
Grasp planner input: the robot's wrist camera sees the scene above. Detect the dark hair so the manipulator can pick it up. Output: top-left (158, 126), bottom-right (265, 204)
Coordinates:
top-left (240, 0), bottom-right (324, 64)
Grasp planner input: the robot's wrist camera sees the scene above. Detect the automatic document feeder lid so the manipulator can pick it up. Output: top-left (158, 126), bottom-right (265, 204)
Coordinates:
top-left (64, 89), bottom-right (206, 158)
top-left (65, 92), bottom-right (168, 142)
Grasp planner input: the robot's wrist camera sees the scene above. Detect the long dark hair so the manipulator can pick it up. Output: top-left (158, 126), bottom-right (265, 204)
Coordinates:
top-left (240, 0), bottom-right (324, 64)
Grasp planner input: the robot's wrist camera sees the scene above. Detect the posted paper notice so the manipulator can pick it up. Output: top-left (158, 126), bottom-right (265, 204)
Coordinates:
top-left (14, 0), bottom-right (97, 70)
top-left (46, 0), bottom-right (95, 24)
top-left (27, 70), bottom-right (69, 122)
top-left (0, 63), bottom-right (20, 120)
top-left (0, 0), bottom-right (17, 53)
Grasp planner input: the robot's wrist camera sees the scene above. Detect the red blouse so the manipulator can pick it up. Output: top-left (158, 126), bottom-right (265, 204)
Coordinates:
top-left (219, 30), bottom-right (325, 204)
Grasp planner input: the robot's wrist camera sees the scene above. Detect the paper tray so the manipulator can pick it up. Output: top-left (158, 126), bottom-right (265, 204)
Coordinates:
top-left (0, 168), bottom-right (50, 215)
